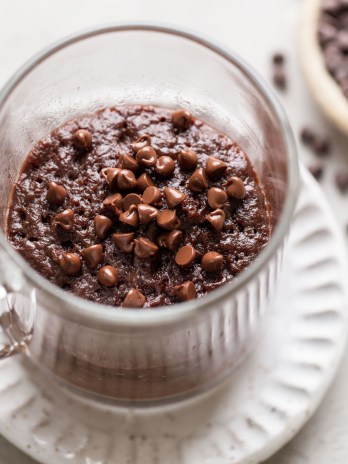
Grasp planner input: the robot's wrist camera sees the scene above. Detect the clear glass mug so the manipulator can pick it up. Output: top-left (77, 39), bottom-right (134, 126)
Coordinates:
top-left (0, 25), bottom-right (298, 404)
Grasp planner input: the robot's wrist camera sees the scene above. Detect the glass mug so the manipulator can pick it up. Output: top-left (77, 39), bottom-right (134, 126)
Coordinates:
top-left (0, 25), bottom-right (298, 404)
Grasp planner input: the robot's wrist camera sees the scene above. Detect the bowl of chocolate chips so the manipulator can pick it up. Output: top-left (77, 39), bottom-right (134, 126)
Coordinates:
top-left (0, 25), bottom-right (298, 403)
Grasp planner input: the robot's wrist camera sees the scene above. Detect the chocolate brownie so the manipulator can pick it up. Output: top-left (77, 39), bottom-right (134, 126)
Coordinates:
top-left (7, 105), bottom-right (270, 308)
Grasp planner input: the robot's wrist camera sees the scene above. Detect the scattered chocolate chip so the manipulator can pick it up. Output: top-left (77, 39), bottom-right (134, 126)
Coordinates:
top-left (272, 53), bottom-right (285, 65)
top-left (60, 252), bottom-right (81, 275)
top-left (130, 134), bottom-right (151, 153)
top-left (101, 167), bottom-right (120, 189)
top-left (119, 205), bottom-right (139, 227)
top-left (158, 229), bottom-right (183, 251)
top-left (112, 232), bottom-right (135, 253)
top-left (117, 169), bottom-right (137, 191)
top-left (175, 245), bottom-right (196, 266)
top-left (273, 66), bottom-right (286, 90)
top-left (137, 204), bottom-right (158, 224)
top-left (47, 182), bottom-right (67, 206)
top-left (313, 137), bottom-right (330, 156)
top-left (142, 186), bottom-right (162, 205)
top-left (188, 168), bottom-right (209, 192)
top-left (177, 149), bottom-right (198, 171)
top-left (308, 163), bottom-right (324, 181)
top-left (123, 288), bottom-right (146, 308)
top-left (224, 177), bottom-right (246, 199)
top-left (206, 157), bottom-right (227, 179)
top-left (123, 193), bottom-right (142, 211)
top-left (155, 156), bottom-right (175, 177)
top-left (81, 244), bottom-right (103, 269)
top-left (163, 187), bottom-right (186, 208)
top-left (137, 173), bottom-right (155, 192)
top-left (157, 209), bottom-right (181, 230)
top-left (335, 171), bottom-right (348, 193)
top-left (103, 193), bottom-right (123, 216)
top-left (54, 209), bottom-right (74, 231)
top-left (300, 127), bottom-right (315, 145)
top-left (201, 251), bottom-right (224, 272)
top-left (207, 187), bottom-right (228, 209)
top-left (98, 265), bottom-right (119, 287)
top-left (134, 237), bottom-right (158, 258)
top-left (172, 109), bottom-right (193, 130)
top-left (73, 129), bottom-right (92, 150)
top-left (205, 209), bottom-right (225, 232)
top-left (136, 146), bottom-right (158, 167)
top-left (94, 215), bottom-right (113, 239)
top-left (122, 154), bottom-right (139, 172)
top-left (174, 281), bottom-right (196, 301)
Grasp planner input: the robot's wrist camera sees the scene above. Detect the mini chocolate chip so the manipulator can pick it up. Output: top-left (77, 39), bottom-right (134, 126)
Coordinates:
top-left (81, 244), bottom-right (103, 269)
top-left (98, 265), bottom-right (119, 287)
top-left (164, 187), bottom-right (186, 208)
top-left (54, 209), bottom-right (74, 231)
top-left (201, 251), bottom-right (224, 272)
top-left (137, 204), bottom-right (158, 225)
top-left (308, 163), bottom-right (324, 181)
top-left (224, 177), bottom-right (246, 199)
top-left (123, 288), bottom-right (146, 308)
top-left (272, 53), bottom-right (285, 65)
top-left (73, 129), bottom-right (92, 150)
top-left (122, 154), bottom-right (139, 172)
top-left (103, 193), bottom-right (123, 216)
top-left (207, 187), bottom-right (228, 209)
top-left (119, 205), bottom-right (139, 227)
top-left (157, 209), bottom-right (181, 230)
top-left (142, 186), bottom-right (162, 205)
top-left (47, 182), bottom-right (67, 206)
top-left (172, 109), bottom-right (193, 130)
top-left (136, 146), bottom-right (158, 167)
top-left (273, 67), bottom-right (286, 90)
top-left (175, 245), bottom-right (196, 266)
top-left (137, 173), bottom-right (155, 192)
top-left (188, 168), bottom-right (209, 192)
top-left (313, 137), bottom-right (330, 156)
top-left (60, 252), bottom-right (81, 275)
top-left (158, 229), bottom-right (183, 251)
top-left (335, 171), bottom-right (348, 193)
top-left (205, 209), bottom-right (225, 232)
top-left (101, 167), bottom-right (120, 189)
top-left (178, 149), bottom-right (198, 171)
top-left (155, 156), bottom-right (175, 177)
top-left (174, 281), bottom-right (196, 301)
top-left (123, 193), bottom-right (142, 211)
top-left (112, 232), bottom-right (135, 253)
top-left (300, 127), bottom-right (315, 145)
top-left (117, 169), bottom-right (137, 191)
top-left (134, 237), bottom-right (159, 258)
top-left (206, 157), bottom-right (227, 179)
top-left (94, 215), bottom-right (113, 239)
top-left (130, 134), bottom-right (151, 153)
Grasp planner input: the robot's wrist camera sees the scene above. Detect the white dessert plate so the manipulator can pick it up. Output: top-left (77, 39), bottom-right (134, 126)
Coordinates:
top-left (0, 167), bottom-right (347, 464)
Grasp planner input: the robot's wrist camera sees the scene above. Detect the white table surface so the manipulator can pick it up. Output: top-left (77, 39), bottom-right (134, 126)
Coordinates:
top-left (1, 0), bottom-right (348, 462)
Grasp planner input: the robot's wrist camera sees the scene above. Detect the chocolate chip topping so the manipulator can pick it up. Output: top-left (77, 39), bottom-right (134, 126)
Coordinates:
top-left (158, 229), bottom-right (183, 251)
top-left (155, 156), bottom-right (175, 177)
top-left (54, 209), bottom-right (74, 230)
top-left (163, 187), bottom-right (186, 208)
top-left (174, 281), bottom-right (196, 301)
top-left (142, 186), bottom-right (162, 205)
top-left (103, 193), bottom-right (123, 216)
top-left (157, 209), bottom-right (181, 230)
top-left (112, 232), bottom-right (135, 253)
top-left (94, 215), bottom-right (113, 239)
top-left (188, 168), bottom-right (209, 192)
top-left (73, 129), bottom-right (92, 151)
top-left (175, 245), bottom-right (196, 266)
top-left (81, 244), bottom-right (103, 269)
top-left (172, 109), bottom-right (193, 130)
top-left (136, 146), bottom-right (158, 167)
top-left (122, 154), bottom-right (139, 172)
top-left (101, 167), bottom-right (120, 189)
top-left (224, 177), bottom-right (246, 199)
top-left (177, 149), bottom-right (198, 171)
top-left (123, 193), bottom-right (142, 211)
top-left (119, 205), bottom-right (139, 227)
top-left (201, 251), bottom-right (224, 272)
top-left (130, 134), bottom-right (151, 153)
top-left (123, 288), bottom-right (146, 308)
top-left (206, 156), bottom-right (228, 179)
top-left (137, 204), bottom-right (158, 225)
top-left (98, 265), bottom-right (119, 287)
top-left (117, 169), bottom-right (137, 191)
top-left (137, 173), bottom-right (155, 192)
top-left (60, 252), bottom-right (81, 275)
top-left (205, 209), bottom-right (225, 232)
top-left (207, 187), bottom-right (228, 209)
top-left (47, 182), bottom-right (67, 206)
top-left (134, 237), bottom-right (159, 258)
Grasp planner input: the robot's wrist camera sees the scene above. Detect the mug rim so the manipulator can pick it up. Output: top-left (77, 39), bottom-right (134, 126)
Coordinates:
top-left (0, 22), bottom-right (299, 327)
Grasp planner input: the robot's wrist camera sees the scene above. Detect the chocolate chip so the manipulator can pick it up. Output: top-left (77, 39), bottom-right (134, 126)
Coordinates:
top-left (119, 205), bottom-right (139, 227)
top-left (172, 109), bottom-right (193, 130)
top-left (178, 149), bottom-right (198, 171)
top-left (205, 209), bottom-right (225, 232)
top-left (137, 173), bottom-right (155, 192)
top-left (273, 67), bottom-right (286, 90)
top-left (103, 193), bottom-right (123, 216)
top-left (122, 154), bottom-right (139, 172)
top-left (300, 127), bottom-right (315, 145)
top-left (188, 168), bottom-right (208, 192)
top-left (81, 244), bottom-right (103, 269)
top-left (60, 252), bottom-right (81, 275)
top-left (174, 281), bottom-right (196, 301)
top-left (175, 245), bottom-right (196, 266)
top-left (158, 229), bottom-right (183, 251)
top-left (123, 193), bottom-right (142, 211)
top-left (206, 157), bottom-right (227, 179)
top-left (54, 209), bottom-right (74, 230)
top-left (313, 137), bottom-right (330, 156)
top-left (136, 146), bottom-right (158, 167)
top-left (134, 237), bottom-right (158, 258)
top-left (163, 187), bottom-right (186, 208)
top-left (94, 215), bottom-right (113, 239)
top-left (142, 186), bottom-right (162, 205)
top-left (224, 177), bottom-right (246, 199)
top-left (155, 156), bottom-right (175, 177)
top-left (130, 134), bottom-right (151, 153)
top-left (47, 182), bottom-right (67, 206)
top-left (137, 204), bottom-right (158, 225)
top-left (101, 167), bottom-right (120, 189)
top-left (98, 265), bottom-right (119, 287)
top-left (335, 171), bottom-right (348, 192)
top-left (73, 129), bottom-right (92, 151)
top-left (123, 288), bottom-right (146, 308)
top-left (207, 187), bottom-right (228, 209)
top-left (201, 251), bottom-right (224, 272)
top-left (272, 53), bottom-right (285, 65)
top-left (157, 209), bottom-right (181, 230)
top-left (112, 232), bottom-right (135, 253)
top-left (117, 169), bottom-right (137, 191)
top-left (308, 163), bottom-right (324, 181)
